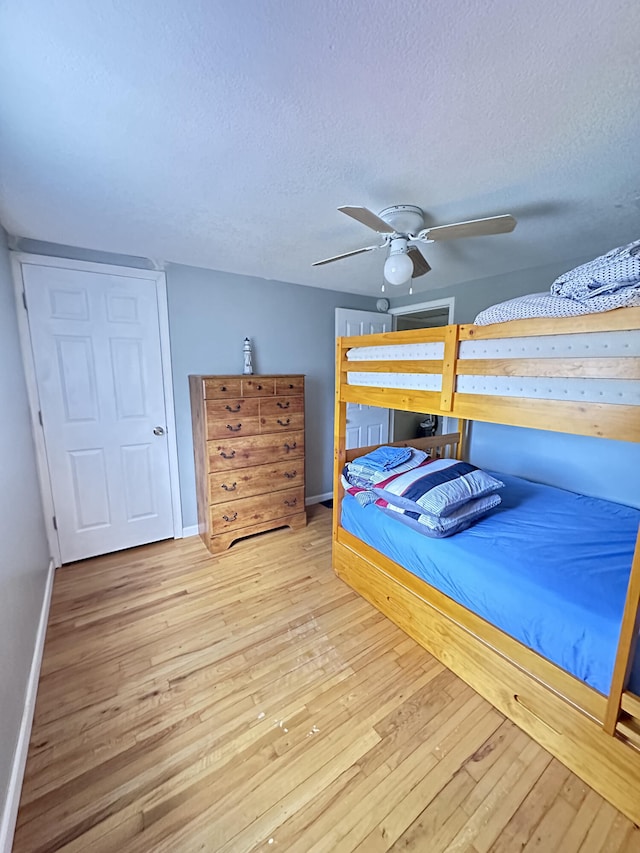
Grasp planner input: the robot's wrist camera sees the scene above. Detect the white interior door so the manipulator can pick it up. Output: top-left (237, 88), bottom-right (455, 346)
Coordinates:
top-left (335, 308), bottom-right (392, 450)
top-left (22, 261), bottom-right (176, 563)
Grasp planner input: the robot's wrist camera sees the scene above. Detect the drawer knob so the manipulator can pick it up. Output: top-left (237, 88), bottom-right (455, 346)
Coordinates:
top-left (277, 418), bottom-right (291, 427)
top-left (225, 403), bottom-right (241, 412)
top-left (221, 482), bottom-right (237, 491)
top-left (220, 449), bottom-right (236, 459)
top-left (284, 470), bottom-right (297, 479)
top-left (288, 383), bottom-right (294, 389)
top-left (283, 442), bottom-right (297, 453)
top-left (277, 401), bottom-right (290, 409)
top-left (226, 423), bottom-right (242, 432)
top-left (222, 511), bottom-right (238, 522)
top-left (284, 498), bottom-right (297, 507)
top-left (221, 386), bottom-right (227, 391)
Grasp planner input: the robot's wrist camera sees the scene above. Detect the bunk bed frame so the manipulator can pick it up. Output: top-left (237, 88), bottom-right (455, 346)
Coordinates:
top-left (332, 307), bottom-right (640, 823)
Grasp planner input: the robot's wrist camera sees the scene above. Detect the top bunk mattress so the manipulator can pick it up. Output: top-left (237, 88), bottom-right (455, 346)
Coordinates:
top-left (341, 472), bottom-right (640, 695)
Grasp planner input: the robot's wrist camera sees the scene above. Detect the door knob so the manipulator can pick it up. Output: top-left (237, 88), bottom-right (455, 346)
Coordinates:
top-left (153, 426), bottom-right (165, 436)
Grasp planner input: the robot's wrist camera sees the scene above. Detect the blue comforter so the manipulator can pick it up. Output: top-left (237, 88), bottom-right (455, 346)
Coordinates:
top-left (341, 472), bottom-right (640, 695)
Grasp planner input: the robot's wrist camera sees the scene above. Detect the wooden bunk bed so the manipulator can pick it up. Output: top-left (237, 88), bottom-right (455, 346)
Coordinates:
top-left (331, 306), bottom-right (640, 824)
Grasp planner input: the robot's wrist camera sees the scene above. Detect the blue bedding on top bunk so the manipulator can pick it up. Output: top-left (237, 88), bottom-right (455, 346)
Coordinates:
top-left (341, 472), bottom-right (640, 695)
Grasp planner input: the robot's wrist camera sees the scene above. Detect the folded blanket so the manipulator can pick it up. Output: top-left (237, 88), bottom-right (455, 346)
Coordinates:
top-left (344, 449), bottom-right (429, 488)
top-left (354, 445), bottom-right (413, 472)
top-left (551, 239), bottom-right (640, 302)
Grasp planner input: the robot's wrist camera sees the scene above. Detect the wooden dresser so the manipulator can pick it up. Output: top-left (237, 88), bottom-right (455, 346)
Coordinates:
top-left (189, 374), bottom-right (307, 553)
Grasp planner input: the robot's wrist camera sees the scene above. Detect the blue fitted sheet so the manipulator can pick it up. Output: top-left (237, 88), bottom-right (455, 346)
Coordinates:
top-left (341, 472), bottom-right (640, 695)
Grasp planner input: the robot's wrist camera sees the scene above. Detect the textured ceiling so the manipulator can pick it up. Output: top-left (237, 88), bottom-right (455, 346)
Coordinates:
top-left (0, 0), bottom-right (638, 295)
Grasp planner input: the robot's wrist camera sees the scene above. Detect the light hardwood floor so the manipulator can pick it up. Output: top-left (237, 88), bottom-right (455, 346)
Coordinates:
top-left (14, 506), bottom-right (640, 852)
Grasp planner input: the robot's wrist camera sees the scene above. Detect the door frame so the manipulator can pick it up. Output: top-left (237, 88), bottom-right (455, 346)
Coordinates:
top-left (388, 297), bottom-right (456, 439)
top-left (11, 253), bottom-right (183, 567)
top-left (388, 296), bottom-right (455, 326)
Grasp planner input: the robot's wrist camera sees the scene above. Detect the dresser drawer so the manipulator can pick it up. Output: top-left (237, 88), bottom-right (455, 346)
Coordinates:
top-left (242, 377), bottom-right (275, 396)
top-left (205, 399), bottom-right (260, 439)
top-left (260, 395), bottom-right (304, 417)
top-left (203, 378), bottom-right (243, 399)
top-left (205, 417), bottom-right (261, 440)
top-left (207, 430), bottom-right (305, 471)
top-left (209, 486), bottom-right (304, 534)
top-left (206, 398), bottom-right (259, 419)
top-left (260, 412), bottom-right (305, 433)
top-left (208, 460), bottom-right (304, 504)
top-left (275, 377), bottom-right (304, 395)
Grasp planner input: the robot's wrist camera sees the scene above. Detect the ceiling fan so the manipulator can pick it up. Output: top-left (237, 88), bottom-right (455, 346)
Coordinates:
top-left (313, 205), bottom-right (517, 291)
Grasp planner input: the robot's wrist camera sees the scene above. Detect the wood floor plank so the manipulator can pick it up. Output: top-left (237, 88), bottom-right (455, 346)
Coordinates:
top-left (133, 660), bottom-right (440, 851)
top-left (13, 506), bottom-right (639, 853)
top-left (487, 758), bottom-right (572, 853)
top-left (389, 768), bottom-right (477, 852)
top-left (440, 739), bottom-right (552, 853)
top-left (336, 708), bottom-right (505, 852)
top-left (519, 794), bottom-right (577, 852)
top-left (579, 800), bottom-right (628, 853)
top-left (598, 814), bottom-right (640, 853)
top-left (558, 788), bottom-right (605, 852)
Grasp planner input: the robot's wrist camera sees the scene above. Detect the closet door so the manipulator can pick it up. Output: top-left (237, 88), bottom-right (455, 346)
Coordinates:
top-left (22, 260), bottom-right (176, 563)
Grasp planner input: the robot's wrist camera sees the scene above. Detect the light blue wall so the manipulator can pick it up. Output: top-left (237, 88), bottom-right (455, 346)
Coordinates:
top-left (0, 229), bottom-right (50, 817)
top-left (165, 263), bottom-right (376, 526)
top-left (468, 423), bottom-right (640, 508)
top-left (392, 258), bottom-right (640, 507)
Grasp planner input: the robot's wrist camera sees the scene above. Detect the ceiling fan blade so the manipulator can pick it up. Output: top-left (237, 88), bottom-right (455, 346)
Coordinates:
top-left (312, 244), bottom-right (382, 266)
top-left (408, 246), bottom-right (431, 278)
top-left (422, 214), bottom-right (517, 242)
top-left (338, 206), bottom-right (395, 234)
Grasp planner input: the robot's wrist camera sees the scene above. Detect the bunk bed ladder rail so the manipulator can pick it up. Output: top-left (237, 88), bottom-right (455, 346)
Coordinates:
top-left (605, 526), bottom-right (640, 744)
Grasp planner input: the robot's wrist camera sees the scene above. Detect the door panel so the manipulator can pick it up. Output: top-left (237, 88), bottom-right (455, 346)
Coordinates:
top-left (111, 338), bottom-right (147, 418)
top-left (121, 443), bottom-right (157, 520)
top-left (23, 263), bottom-right (175, 563)
top-left (57, 336), bottom-right (98, 421)
top-left (69, 448), bottom-right (110, 528)
top-left (335, 308), bottom-right (392, 450)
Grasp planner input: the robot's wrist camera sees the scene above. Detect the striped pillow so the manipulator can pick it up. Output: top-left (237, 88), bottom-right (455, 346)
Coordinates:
top-left (372, 458), bottom-right (504, 518)
top-left (376, 493), bottom-right (502, 538)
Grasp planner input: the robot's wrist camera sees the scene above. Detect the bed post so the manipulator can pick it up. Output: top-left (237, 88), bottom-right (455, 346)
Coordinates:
top-left (456, 419), bottom-right (469, 461)
top-left (332, 337), bottom-right (348, 558)
top-left (603, 526), bottom-right (640, 735)
top-left (440, 323), bottom-right (460, 412)
top-left (440, 324), bottom-right (467, 461)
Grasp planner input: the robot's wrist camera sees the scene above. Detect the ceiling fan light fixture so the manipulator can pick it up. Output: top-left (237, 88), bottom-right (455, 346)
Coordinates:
top-left (383, 238), bottom-right (413, 286)
top-left (313, 204), bottom-right (517, 290)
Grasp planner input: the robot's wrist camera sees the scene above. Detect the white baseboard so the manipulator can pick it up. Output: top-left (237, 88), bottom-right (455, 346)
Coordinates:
top-left (181, 524), bottom-right (199, 538)
top-left (305, 491), bottom-right (333, 506)
top-left (0, 559), bottom-right (55, 853)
